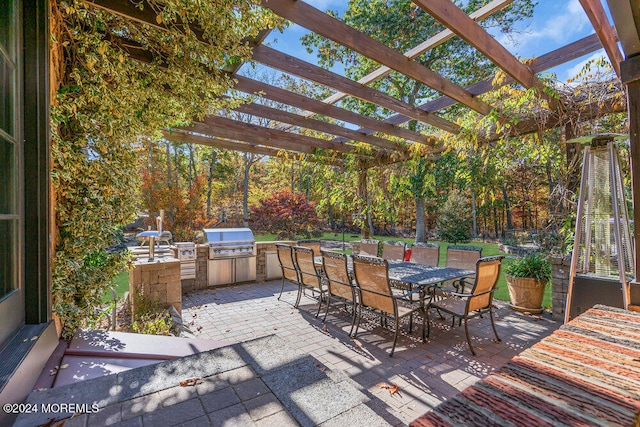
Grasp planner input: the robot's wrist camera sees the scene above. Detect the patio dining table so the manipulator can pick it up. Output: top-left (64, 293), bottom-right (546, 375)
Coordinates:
top-left (315, 255), bottom-right (474, 303)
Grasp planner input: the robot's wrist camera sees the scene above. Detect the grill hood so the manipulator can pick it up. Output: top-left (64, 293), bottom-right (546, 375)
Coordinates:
top-left (203, 228), bottom-right (255, 244)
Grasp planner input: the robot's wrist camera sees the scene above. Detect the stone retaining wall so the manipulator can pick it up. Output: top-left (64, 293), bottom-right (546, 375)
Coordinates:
top-left (129, 258), bottom-right (182, 316)
top-left (551, 255), bottom-right (571, 321)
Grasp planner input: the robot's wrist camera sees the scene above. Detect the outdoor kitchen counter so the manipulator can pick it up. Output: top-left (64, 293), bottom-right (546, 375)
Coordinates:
top-left (129, 256), bottom-right (182, 314)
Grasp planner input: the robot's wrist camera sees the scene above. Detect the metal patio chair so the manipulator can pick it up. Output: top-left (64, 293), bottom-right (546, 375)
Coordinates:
top-left (359, 239), bottom-right (380, 257)
top-left (381, 240), bottom-right (406, 261)
top-left (276, 244), bottom-right (300, 301)
top-left (293, 246), bottom-right (328, 317)
top-left (410, 242), bottom-right (440, 266)
top-left (352, 254), bottom-right (424, 356)
top-left (321, 251), bottom-right (359, 336)
top-left (445, 245), bottom-right (483, 292)
top-left (427, 256), bottom-right (504, 356)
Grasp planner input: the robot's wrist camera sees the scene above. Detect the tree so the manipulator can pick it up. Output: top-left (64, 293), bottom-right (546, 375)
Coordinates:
top-left (300, 0), bottom-right (535, 241)
top-left (250, 191), bottom-right (320, 239)
top-left (436, 190), bottom-right (473, 243)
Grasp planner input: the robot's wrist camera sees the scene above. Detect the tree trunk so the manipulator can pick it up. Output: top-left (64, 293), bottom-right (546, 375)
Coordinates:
top-left (502, 184), bottom-right (513, 230)
top-left (493, 205), bottom-right (500, 239)
top-left (357, 168), bottom-right (371, 238)
top-left (206, 148), bottom-right (216, 218)
top-left (471, 187), bottom-right (478, 238)
top-left (242, 154), bottom-right (254, 228)
top-left (328, 202), bottom-right (334, 229)
top-left (415, 195), bottom-right (426, 243)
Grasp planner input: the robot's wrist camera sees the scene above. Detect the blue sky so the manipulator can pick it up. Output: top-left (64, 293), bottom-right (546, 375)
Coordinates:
top-left (245, 0), bottom-right (611, 83)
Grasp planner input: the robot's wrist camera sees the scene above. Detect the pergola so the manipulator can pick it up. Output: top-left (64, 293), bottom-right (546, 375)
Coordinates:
top-left (87, 0), bottom-right (624, 164)
top-left (83, 0), bottom-right (640, 296)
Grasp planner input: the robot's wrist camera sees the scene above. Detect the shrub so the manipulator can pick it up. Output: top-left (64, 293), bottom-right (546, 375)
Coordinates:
top-left (436, 190), bottom-right (472, 243)
top-left (250, 191), bottom-right (320, 239)
top-left (504, 253), bottom-right (552, 281)
top-left (128, 287), bottom-right (172, 336)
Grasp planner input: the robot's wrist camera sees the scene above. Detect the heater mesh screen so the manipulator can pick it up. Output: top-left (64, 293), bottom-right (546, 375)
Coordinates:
top-left (575, 146), bottom-right (634, 279)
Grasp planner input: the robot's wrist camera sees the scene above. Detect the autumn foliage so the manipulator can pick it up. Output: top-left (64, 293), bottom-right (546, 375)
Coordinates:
top-left (251, 191), bottom-right (320, 239)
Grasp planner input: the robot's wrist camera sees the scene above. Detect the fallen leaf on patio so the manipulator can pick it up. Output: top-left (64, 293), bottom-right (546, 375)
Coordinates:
top-left (31, 336), bottom-right (38, 341)
top-left (196, 305), bottom-right (201, 309)
top-left (23, 338), bottom-right (28, 342)
top-left (179, 377), bottom-right (202, 387)
top-left (377, 383), bottom-right (399, 395)
top-left (225, 329), bottom-right (230, 332)
top-left (193, 313), bottom-right (197, 318)
top-left (237, 291), bottom-right (243, 294)
top-left (321, 368), bottom-right (326, 373)
top-left (476, 347), bottom-right (484, 351)
top-left (196, 326), bottom-right (202, 331)
top-left (49, 370), bottom-right (57, 376)
top-left (425, 354), bottom-right (434, 360)
top-left (491, 339), bottom-right (500, 344)
top-left (60, 364), bottom-right (69, 369)
top-left (321, 326), bottom-right (329, 333)
top-left (532, 315), bottom-right (542, 321)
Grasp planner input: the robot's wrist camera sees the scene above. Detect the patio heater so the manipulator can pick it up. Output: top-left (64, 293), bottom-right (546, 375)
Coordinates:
top-left (565, 134), bottom-right (634, 322)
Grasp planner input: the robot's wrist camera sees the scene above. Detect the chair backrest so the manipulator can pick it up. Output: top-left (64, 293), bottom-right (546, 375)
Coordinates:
top-left (445, 245), bottom-right (482, 270)
top-left (297, 239), bottom-right (322, 255)
top-left (359, 239), bottom-right (380, 257)
top-left (352, 254), bottom-right (394, 314)
top-left (410, 242), bottom-right (439, 266)
top-left (468, 256), bottom-right (504, 312)
top-left (293, 246), bottom-right (322, 289)
top-left (381, 241), bottom-right (406, 261)
top-left (321, 251), bottom-right (355, 302)
top-left (276, 244), bottom-right (298, 283)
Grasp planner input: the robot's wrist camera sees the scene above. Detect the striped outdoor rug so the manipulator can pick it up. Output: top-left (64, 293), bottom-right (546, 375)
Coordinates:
top-left (411, 305), bottom-right (640, 427)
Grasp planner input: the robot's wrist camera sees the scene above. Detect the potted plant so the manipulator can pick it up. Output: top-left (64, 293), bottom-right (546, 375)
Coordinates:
top-left (504, 252), bottom-right (552, 314)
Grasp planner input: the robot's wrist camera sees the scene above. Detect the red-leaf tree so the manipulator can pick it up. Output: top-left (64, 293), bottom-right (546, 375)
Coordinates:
top-left (251, 191), bottom-right (320, 239)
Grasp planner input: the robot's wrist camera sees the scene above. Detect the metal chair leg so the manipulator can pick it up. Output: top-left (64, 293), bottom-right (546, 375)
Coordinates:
top-left (315, 291), bottom-right (324, 318)
top-left (352, 305), bottom-right (362, 338)
top-left (390, 317), bottom-right (399, 357)
top-left (489, 309), bottom-right (501, 342)
top-left (464, 317), bottom-right (476, 356)
top-left (278, 277), bottom-right (286, 300)
top-left (294, 285), bottom-right (303, 308)
top-left (348, 302), bottom-right (358, 337)
top-left (323, 294), bottom-right (331, 322)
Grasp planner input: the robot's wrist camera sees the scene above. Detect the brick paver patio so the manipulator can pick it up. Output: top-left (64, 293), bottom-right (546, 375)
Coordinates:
top-left (181, 280), bottom-right (559, 425)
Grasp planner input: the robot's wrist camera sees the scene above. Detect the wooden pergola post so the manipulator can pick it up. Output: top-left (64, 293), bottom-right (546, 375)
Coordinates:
top-left (622, 55), bottom-right (640, 307)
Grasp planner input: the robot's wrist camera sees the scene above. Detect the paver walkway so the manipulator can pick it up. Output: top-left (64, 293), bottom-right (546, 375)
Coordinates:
top-left (15, 280), bottom-right (559, 426)
top-left (181, 280), bottom-right (560, 424)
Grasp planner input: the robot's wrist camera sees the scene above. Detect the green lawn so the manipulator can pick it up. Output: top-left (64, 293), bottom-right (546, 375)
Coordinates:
top-left (102, 271), bottom-right (130, 302)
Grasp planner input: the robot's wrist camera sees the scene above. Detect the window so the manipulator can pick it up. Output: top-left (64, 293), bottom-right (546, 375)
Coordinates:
top-left (0, 0), bottom-right (23, 347)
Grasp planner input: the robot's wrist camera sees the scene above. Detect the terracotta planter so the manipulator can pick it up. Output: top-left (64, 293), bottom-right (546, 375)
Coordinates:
top-left (505, 275), bottom-right (547, 314)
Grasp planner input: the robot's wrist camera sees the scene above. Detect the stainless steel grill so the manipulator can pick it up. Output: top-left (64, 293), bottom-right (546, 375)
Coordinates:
top-left (204, 228), bottom-right (256, 286)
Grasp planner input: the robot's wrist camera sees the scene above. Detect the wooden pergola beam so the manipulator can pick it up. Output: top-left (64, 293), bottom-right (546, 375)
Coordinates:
top-left (233, 102), bottom-right (413, 151)
top-left (259, 0), bottom-right (493, 115)
top-left (252, 45), bottom-right (460, 133)
top-left (163, 130), bottom-right (282, 156)
top-left (318, 0), bottom-right (513, 107)
top-left (192, 115), bottom-right (354, 153)
top-left (579, 0), bottom-right (624, 77)
top-left (331, 34), bottom-right (604, 142)
top-left (234, 76), bottom-right (431, 147)
top-left (413, 0), bottom-right (537, 89)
